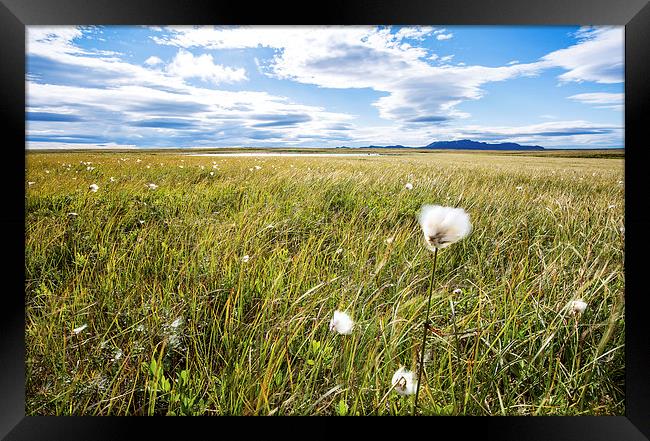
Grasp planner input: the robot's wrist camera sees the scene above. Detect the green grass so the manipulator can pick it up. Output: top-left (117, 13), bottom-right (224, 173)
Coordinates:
top-left (25, 151), bottom-right (625, 415)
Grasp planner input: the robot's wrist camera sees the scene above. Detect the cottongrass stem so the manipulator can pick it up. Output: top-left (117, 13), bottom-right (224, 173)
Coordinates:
top-left (413, 247), bottom-right (438, 415)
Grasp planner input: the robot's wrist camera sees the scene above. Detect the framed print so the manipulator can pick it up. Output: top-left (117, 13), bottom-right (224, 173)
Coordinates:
top-left (2, 0), bottom-right (649, 438)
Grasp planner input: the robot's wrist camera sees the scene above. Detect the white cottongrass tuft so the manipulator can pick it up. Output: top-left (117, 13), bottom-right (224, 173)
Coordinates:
top-left (89, 184), bottom-right (99, 192)
top-left (242, 255), bottom-right (250, 263)
top-left (418, 205), bottom-right (471, 250)
top-left (254, 165), bottom-right (262, 170)
top-left (391, 367), bottom-right (417, 396)
top-left (209, 171), bottom-right (215, 176)
top-left (569, 299), bottom-right (588, 315)
top-left (147, 183), bottom-right (159, 190)
top-left (109, 176), bottom-right (116, 182)
top-left (72, 324), bottom-right (88, 334)
top-left (335, 247), bottom-right (343, 254)
top-left (329, 310), bottom-right (354, 335)
top-left (405, 182), bottom-right (413, 190)
top-left (385, 236), bottom-right (395, 245)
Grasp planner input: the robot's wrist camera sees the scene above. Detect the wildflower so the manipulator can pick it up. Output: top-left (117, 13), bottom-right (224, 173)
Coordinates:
top-left (86, 166), bottom-right (95, 171)
top-left (516, 186), bottom-right (523, 191)
top-left (213, 165), bottom-right (218, 169)
top-left (72, 324), bottom-right (88, 334)
top-left (170, 317), bottom-right (183, 329)
top-left (136, 159), bottom-right (142, 163)
top-left (405, 182), bottom-right (413, 190)
top-left (28, 181), bottom-right (35, 186)
top-left (109, 177), bottom-right (116, 182)
top-left (335, 247), bottom-right (343, 254)
top-left (45, 170), bottom-right (50, 174)
top-left (146, 165), bottom-right (151, 169)
top-left (329, 310), bottom-right (354, 335)
top-left (89, 184), bottom-right (99, 192)
top-left (391, 367), bottom-right (417, 396)
top-left (111, 349), bottom-right (123, 362)
top-left (68, 212), bottom-right (78, 217)
top-left (453, 288), bottom-right (462, 295)
top-left (209, 171), bottom-right (215, 176)
top-left (199, 165), bottom-right (205, 170)
top-left (138, 220), bottom-right (145, 225)
top-left (136, 324), bottom-right (145, 332)
top-left (418, 205), bottom-right (472, 250)
top-left (242, 255), bottom-right (250, 262)
top-left (620, 226), bottom-right (625, 234)
top-left (147, 183), bottom-right (159, 190)
top-left (385, 236), bottom-right (395, 245)
top-left (618, 180), bottom-right (624, 185)
top-left (255, 165), bottom-right (262, 170)
top-left (608, 204), bottom-right (616, 209)
top-left (179, 165), bottom-right (184, 169)
top-left (569, 299), bottom-right (588, 315)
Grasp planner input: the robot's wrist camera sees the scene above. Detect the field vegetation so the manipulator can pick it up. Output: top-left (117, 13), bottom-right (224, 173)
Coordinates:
top-left (25, 151), bottom-right (625, 415)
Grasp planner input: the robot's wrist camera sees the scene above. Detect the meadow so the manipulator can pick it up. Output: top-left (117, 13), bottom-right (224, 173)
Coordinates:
top-left (25, 150), bottom-right (625, 416)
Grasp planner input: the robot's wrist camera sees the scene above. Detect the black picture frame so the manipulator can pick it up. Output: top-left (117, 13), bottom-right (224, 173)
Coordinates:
top-left (3, 0), bottom-right (649, 438)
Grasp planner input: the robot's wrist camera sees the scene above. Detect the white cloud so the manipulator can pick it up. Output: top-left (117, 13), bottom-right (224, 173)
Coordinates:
top-left (26, 141), bottom-right (136, 150)
top-left (394, 26), bottom-right (435, 40)
top-left (166, 49), bottom-right (247, 84)
top-left (153, 26), bottom-right (547, 124)
top-left (27, 25), bottom-right (625, 149)
top-left (568, 92), bottom-right (623, 105)
top-left (144, 56), bottom-right (163, 66)
top-left (436, 33), bottom-right (453, 41)
top-left (507, 60), bottom-right (519, 65)
top-left (542, 26), bottom-right (623, 84)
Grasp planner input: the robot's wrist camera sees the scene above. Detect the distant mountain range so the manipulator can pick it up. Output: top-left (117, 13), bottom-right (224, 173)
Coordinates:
top-left (337, 139), bottom-right (545, 151)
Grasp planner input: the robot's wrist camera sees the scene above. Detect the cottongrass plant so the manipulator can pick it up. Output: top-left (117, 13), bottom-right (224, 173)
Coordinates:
top-left (392, 367), bottom-right (417, 396)
top-left (413, 205), bottom-right (471, 415)
top-left (329, 310), bottom-right (354, 335)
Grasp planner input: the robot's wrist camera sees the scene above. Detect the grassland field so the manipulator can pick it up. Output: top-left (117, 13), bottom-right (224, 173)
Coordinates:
top-left (25, 150), bottom-right (625, 416)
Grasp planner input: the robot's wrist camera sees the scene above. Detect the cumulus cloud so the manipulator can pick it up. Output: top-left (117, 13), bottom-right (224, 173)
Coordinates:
top-left (144, 56), bottom-right (163, 66)
top-left (436, 33), bottom-right (453, 41)
top-left (166, 49), bottom-right (247, 84)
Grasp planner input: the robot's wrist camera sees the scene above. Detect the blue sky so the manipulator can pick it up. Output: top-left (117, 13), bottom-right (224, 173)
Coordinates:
top-left (26, 25), bottom-right (624, 149)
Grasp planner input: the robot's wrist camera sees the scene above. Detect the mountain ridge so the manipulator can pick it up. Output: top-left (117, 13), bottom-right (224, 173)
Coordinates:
top-left (337, 139), bottom-right (545, 151)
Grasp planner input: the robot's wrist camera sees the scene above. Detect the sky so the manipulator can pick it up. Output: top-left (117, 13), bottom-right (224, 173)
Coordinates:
top-left (26, 25), bottom-right (624, 149)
